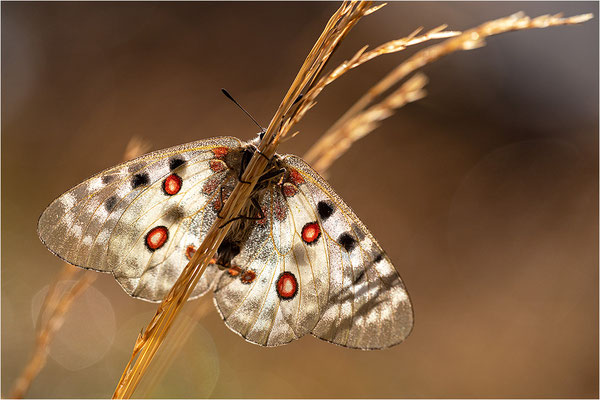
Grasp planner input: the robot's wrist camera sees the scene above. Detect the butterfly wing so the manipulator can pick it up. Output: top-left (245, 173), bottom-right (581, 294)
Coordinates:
top-left (38, 136), bottom-right (243, 301)
top-left (213, 183), bottom-right (328, 346)
top-left (284, 156), bottom-right (413, 349)
top-left (212, 154), bottom-right (413, 349)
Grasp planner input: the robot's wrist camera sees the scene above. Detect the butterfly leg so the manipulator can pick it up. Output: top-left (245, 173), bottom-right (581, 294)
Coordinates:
top-left (253, 147), bottom-right (272, 163)
top-left (219, 215), bottom-right (244, 229)
top-left (218, 197), bottom-right (266, 228)
top-left (238, 147), bottom-right (281, 183)
top-left (237, 148), bottom-right (254, 184)
top-left (249, 197), bottom-right (266, 220)
top-left (257, 167), bottom-right (286, 185)
top-left (216, 186), bottom-right (227, 219)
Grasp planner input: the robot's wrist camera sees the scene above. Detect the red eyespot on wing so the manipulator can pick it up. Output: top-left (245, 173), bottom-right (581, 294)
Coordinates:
top-left (228, 265), bottom-right (242, 277)
top-left (212, 147), bottom-right (228, 159)
top-left (240, 269), bottom-right (256, 284)
top-left (146, 226), bottom-right (168, 251)
top-left (276, 272), bottom-right (298, 300)
top-left (210, 160), bottom-right (227, 172)
top-left (255, 204), bottom-right (267, 225)
top-left (185, 245), bottom-right (196, 260)
top-left (212, 187), bottom-right (230, 212)
top-left (301, 222), bottom-right (321, 244)
top-left (288, 169), bottom-right (305, 185)
top-left (163, 174), bottom-right (182, 195)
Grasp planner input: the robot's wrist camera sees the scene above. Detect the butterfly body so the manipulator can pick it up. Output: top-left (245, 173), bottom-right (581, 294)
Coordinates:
top-left (38, 136), bottom-right (413, 349)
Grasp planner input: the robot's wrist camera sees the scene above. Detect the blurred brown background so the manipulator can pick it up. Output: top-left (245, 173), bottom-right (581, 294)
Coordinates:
top-left (2, 2), bottom-right (598, 398)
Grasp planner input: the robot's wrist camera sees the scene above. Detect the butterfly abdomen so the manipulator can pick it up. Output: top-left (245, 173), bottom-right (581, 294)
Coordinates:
top-left (213, 239), bottom-right (241, 269)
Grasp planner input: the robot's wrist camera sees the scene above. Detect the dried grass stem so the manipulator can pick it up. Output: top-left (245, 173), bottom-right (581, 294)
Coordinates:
top-left (305, 11), bottom-right (592, 173)
top-left (112, 2), bottom-right (375, 397)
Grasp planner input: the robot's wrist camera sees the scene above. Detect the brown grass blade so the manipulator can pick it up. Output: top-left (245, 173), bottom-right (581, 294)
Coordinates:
top-left (9, 269), bottom-right (96, 399)
top-left (304, 11), bottom-right (593, 172)
top-left (271, 1), bottom-right (375, 144)
top-left (289, 25), bottom-right (459, 139)
top-left (308, 73), bottom-right (428, 174)
top-left (136, 301), bottom-right (212, 398)
top-left (8, 137), bottom-right (150, 399)
top-left (112, 2), bottom-right (375, 398)
top-left (33, 264), bottom-right (79, 335)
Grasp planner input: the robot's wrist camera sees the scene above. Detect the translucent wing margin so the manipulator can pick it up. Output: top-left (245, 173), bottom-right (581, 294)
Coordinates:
top-left (38, 136), bottom-right (243, 301)
top-left (284, 155), bottom-right (413, 349)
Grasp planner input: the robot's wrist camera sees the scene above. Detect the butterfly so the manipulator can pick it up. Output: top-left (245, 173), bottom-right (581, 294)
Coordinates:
top-left (38, 134), bottom-right (413, 350)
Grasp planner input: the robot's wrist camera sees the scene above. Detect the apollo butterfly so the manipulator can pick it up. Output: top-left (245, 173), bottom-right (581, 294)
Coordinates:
top-left (38, 135), bottom-right (413, 349)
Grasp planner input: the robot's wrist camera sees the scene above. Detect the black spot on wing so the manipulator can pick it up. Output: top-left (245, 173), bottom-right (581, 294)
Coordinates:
top-left (131, 172), bottom-right (150, 189)
top-left (374, 252), bottom-right (384, 263)
top-left (317, 200), bottom-right (334, 221)
top-left (338, 232), bottom-right (357, 252)
top-left (101, 175), bottom-right (115, 184)
top-left (169, 157), bottom-right (186, 171)
top-left (165, 205), bottom-right (185, 222)
top-left (105, 196), bottom-right (117, 211)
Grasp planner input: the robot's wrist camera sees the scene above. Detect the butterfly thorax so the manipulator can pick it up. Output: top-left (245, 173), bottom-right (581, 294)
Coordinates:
top-left (212, 144), bottom-right (287, 270)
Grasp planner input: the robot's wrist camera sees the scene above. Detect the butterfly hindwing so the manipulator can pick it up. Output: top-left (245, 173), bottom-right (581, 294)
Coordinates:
top-left (38, 136), bottom-right (244, 301)
top-left (284, 155), bottom-right (413, 349)
top-left (213, 185), bottom-right (329, 346)
top-left (212, 154), bottom-right (413, 349)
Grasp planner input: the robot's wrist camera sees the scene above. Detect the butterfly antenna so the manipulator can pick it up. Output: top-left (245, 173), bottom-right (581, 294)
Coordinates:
top-left (221, 88), bottom-right (265, 133)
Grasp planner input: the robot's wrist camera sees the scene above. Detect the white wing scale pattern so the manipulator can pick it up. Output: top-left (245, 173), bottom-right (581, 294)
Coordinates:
top-left (212, 154), bottom-right (413, 349)
top-left (38, 137), bottom-right (413, 348)
top-left (38, 137), bottom-right (244, 301)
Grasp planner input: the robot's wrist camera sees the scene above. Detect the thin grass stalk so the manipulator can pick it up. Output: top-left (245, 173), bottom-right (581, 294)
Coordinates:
top-left (308, 73), bottom-right (428, 175)
top-left (271, 1), bottom-right (376, 144)
top-left (112, 2), bottom-right (375, 397)
top-left (8, 138), bottom-right (150, 399)
top-left (290, 25), bottom-right (460, 138)
top-left (34, 265), bottom-right (79, 334)
top-left (113, 7), bottom-right (593, 397)
top-left (9, 271), bottom-right (96, 399)
top-left (120, 15), bottom-right (436, 393)
top-left (137, 302), bottom-right (211, 398)
top-left (304, 11), bottom-right (593, 172)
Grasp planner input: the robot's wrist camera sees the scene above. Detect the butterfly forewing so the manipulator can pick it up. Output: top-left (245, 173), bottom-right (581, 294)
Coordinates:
top-left (38, 136), bottom-right (243, 301)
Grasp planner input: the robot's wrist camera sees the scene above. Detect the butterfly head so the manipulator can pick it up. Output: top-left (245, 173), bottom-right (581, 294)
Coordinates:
top-left (248, 130), bottom-right (266, 147)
